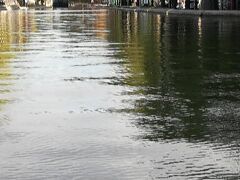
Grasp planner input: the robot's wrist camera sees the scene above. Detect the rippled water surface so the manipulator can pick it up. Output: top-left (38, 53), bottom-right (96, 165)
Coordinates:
top-left (0, 9), bottom-right (240, 179)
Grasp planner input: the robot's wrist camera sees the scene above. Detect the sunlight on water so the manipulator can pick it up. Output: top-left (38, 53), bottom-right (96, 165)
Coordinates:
top-left (0, 9), bottom-right (240, 179)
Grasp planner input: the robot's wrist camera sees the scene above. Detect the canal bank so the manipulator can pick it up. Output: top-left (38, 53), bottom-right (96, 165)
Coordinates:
top-left (109, 6), bottom-right (240, 16)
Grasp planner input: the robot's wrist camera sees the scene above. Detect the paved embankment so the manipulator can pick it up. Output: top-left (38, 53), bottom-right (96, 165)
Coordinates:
top-left (111, 6), bottom-right (240, 17)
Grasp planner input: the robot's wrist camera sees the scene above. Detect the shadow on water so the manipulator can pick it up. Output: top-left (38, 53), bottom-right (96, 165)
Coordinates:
top-left (107, 10), bottom-right (240, 144)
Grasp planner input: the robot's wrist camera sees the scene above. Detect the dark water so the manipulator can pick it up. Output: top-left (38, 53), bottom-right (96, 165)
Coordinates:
top-left (0, 9), bottom-right (240, 179)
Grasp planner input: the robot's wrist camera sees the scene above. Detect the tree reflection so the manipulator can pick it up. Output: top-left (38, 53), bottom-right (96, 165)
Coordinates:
top-left (107, 10), bottom-right (240, 144)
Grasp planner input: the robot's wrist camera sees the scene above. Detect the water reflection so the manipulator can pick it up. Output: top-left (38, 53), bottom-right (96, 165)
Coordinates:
top-left (0, 9), bottom-right (240, 180)
top-left (0, 11), bottom-right (33, 122)
top-left (106, 11), bottom-right (240, 178)
top-left (107, 10), bottom-right (240, 144)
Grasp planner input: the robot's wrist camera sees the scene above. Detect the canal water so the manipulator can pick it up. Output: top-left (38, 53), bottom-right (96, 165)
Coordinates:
top-left (0, 9), bottom-right (240, 179)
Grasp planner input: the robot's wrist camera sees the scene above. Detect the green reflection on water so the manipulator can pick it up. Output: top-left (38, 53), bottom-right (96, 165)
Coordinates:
top-left (107, 10), bottom-right (240, 142)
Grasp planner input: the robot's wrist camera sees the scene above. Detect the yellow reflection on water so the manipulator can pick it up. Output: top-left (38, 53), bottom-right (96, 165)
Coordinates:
top-left (0, 10), bottom-right (34, 110)
top-left (94, 10), bottom-right (108, 40)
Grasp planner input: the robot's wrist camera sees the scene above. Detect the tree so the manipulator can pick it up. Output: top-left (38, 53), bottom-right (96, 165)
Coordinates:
top-left (200, 0), bottom-right (219, 10)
